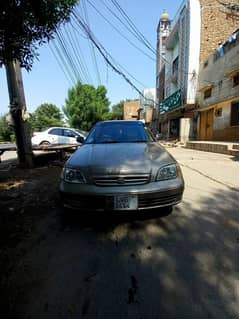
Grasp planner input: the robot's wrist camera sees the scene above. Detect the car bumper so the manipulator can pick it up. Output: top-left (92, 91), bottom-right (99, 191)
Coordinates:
top-left (59, 177), bottom-right (184, 211)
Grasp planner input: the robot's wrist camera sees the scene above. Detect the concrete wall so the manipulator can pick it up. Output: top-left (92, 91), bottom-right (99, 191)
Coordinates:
top-left (214, 102), bottom-right (230, 130)
top-left (213, 99), bottom-right (239, 141)
top-left (187, 0), bottom-right (201, 104)
top-left (180, 117), bottom-right (193, 142)
top-left (197, 32), bottom-right (239, 108)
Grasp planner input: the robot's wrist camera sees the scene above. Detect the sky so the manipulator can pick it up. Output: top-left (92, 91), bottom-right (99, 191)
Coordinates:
top-left (0, 0), bottom-right (183, 116)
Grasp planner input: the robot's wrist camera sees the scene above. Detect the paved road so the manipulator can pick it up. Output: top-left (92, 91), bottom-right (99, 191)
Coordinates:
top-left (9, 148), bottom-right (239, 319)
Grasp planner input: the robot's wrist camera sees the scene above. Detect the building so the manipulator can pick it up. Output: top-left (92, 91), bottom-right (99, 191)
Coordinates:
top-left (140, 88), bottom-right (156, 110)
top-left (138, 88), bottom-right (157, 130)
top-left (156, 11), bottom-right (171, 102)
top-left (156, 0), bottom-right (239, 142)
top-left (123, 100), bottom-right (140, 120)
top-left (196, 29), bottom-right (239, 141)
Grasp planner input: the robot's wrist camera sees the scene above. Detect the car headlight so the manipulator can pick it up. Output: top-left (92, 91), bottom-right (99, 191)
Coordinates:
top-left (62, 168), bottom-right (86, 184)
top-left (156, 164), bottom-right (178, 181)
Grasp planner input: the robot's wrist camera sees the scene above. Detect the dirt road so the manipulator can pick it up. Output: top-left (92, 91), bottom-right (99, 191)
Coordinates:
top-left (1, 148), bottom-right (239, 319)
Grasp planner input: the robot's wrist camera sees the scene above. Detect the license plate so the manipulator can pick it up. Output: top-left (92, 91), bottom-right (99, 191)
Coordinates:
top-left (114, 195), bottom-right (138, 210)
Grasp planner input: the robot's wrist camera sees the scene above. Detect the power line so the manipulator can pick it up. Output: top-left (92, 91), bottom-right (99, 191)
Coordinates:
top-left (50, 38), bottom-right (76, 86)
top-left (100, 0), bottom-right (156, 56)
top-left (49, 3), bottom-right (160, 106)
top-left (71, 11), bottom-right (147, 88)
top-left (72, 11), bottom-right (146, 98)
top-left (81, 0), bottom-right (101, 85)
top-left (49, 42), bottom-right (74, 87)
top-left (86, 0), bottom-right (155, 61)
top-left (56, 30), bottom-right (82, 82)
top-left (110, 0), bottom-right (156, 54)
top-left (69, 20), bottom-right (94, 83)
top-left (64, 23), bottom-right (92, 83)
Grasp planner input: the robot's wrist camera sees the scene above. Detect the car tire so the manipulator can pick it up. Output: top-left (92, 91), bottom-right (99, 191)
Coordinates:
top-left (40, 141), bottom-right (50, 146)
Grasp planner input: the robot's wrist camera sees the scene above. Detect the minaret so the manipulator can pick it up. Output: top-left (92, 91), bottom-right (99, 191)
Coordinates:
top-left (156, 11), bottom-right (171, 75)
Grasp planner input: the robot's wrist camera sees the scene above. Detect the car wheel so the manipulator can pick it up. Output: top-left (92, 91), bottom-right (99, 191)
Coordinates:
top-left (40, 141), bottom-right (50, 146)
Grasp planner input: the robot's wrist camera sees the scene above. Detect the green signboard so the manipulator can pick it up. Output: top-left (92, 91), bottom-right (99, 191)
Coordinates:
top-left (159, 89), bottom-right (182, 114)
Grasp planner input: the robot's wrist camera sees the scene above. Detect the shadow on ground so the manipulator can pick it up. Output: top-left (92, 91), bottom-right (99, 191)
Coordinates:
top-left (1, 157), bottom-right (239, 319)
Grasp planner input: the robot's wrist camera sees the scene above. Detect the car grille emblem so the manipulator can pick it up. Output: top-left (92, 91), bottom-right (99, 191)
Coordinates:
top-left (117, 177), bottom-right (125, 184)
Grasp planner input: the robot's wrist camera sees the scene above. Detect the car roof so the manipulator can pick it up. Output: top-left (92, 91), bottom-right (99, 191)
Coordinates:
top-left (97, 120), bottom-right (144, 125)
top-left (47, 127), bottom-right (77, 130)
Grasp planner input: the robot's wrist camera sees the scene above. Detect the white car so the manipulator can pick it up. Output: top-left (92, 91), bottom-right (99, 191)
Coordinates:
top-left (31, 127), bottom-right (86, 146)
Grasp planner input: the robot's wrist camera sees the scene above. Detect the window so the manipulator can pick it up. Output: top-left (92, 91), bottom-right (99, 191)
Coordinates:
top-left (225, 68), bottom-right (239, 86)
top-left (172, 57), bottom-right (179, 75)
top-left (64, 129), bottom-right (76, 137)
top-left (204, 88), bottom-right (212, 99)
top-left (162, 36), bottom-right (167, 45)
top-left (49, 128), bottom-right (62, 136)
top-left (233, 73), bottom-right (239, 87)
top-left (231, 102), bottom-right (239, 126)
top-left (85, 121), bottom-right (154, 144)
top-left (215, 108), bottom-right (222, 117)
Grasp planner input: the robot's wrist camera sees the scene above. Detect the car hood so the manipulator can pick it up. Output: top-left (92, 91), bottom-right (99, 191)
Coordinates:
top-left (66, 142), bottom-right (175, 174)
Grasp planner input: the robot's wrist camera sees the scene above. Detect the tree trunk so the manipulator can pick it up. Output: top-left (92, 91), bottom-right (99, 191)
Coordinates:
top-left (5, 60), bottom-right (33, 168)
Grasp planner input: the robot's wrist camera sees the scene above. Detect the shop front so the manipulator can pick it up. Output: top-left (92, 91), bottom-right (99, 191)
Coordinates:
top-left (159, 89), bottom-right (182, 139)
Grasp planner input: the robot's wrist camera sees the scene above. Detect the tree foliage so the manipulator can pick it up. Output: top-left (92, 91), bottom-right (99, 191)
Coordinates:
top-left (0, 114), bottom-right (15, 142)
top-left (63, 82), bottom-right (110, 131)
top-left (30, 103), bottom-right (64, 131)
top-left (109, 101), bottom-right (124, 120)
top-left (0, 0), bottom-right (79, 70)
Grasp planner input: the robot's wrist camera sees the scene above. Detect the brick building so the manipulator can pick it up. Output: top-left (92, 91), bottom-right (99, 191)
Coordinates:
top-left (156, 0), bottom-right (239, 142)
top-left (123, 100), bottom-right (140, 120)
top-left (199, 0), bottom-right (239, 63)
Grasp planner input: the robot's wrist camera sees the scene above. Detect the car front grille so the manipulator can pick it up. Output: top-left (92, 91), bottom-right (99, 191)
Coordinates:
top-left (138, 191), bottom-right (182, 209)
top-left (60, 190), bottom-right (183, 211)
top-left (61, 193), bottom-right (108, 210)
top-left (93, 174), bottom-right (150, 186)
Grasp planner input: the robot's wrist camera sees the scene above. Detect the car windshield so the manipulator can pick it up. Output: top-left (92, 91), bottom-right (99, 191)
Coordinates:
top-left (75, 129), bottom-right (88, 137)
top-left (84, 121), bottom-right (155, 144)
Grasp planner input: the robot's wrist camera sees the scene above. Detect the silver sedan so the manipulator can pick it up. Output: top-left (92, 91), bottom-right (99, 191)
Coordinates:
top-left (59, 120), bottom-right (184, 212)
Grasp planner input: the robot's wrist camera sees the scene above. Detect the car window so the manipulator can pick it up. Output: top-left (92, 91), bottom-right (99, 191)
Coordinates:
top-left (48, 128), bottom-right (62, 136)
top-left (63, 129), bottom-right (77, 138)
top-left (85, 122), bottom-right (155, 144)
top-left (76, 129), bottom-right (87, 137)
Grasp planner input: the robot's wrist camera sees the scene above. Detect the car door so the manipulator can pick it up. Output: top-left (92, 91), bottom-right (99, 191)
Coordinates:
top-left (63, 129), bottom-right (78, 144)
top-left (47, 128), bottom-right (64, 144)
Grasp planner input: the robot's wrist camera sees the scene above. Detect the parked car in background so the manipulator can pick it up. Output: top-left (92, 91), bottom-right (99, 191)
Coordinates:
top-left (60, 120), bottom-right (184, 212)
top-left (31, 127), bottom-right (86, 146)
top-left (76, 129), bottom-right (88, 137)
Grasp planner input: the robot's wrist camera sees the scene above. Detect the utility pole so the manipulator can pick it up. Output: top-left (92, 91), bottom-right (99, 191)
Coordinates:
top-left (5, 60), bottom-right (33, 168)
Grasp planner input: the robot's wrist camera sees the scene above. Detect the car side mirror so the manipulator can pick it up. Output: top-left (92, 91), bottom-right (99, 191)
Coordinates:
top-left (76, 136), bottom-right (85, 143)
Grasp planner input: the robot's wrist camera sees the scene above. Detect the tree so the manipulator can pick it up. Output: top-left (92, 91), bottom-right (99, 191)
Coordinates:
top-left (0, 0), bottom-right (79, 167)
top-left (0, 0), bottom-right (79, 70)
top-left (63, 82), bottom-right (110, 131)
top-left (30, 103), bottom-right (64, 131)
top-left (109, 101), bottom-right (124, 120)
top-left (0, 115), bottom-right (14, 142)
